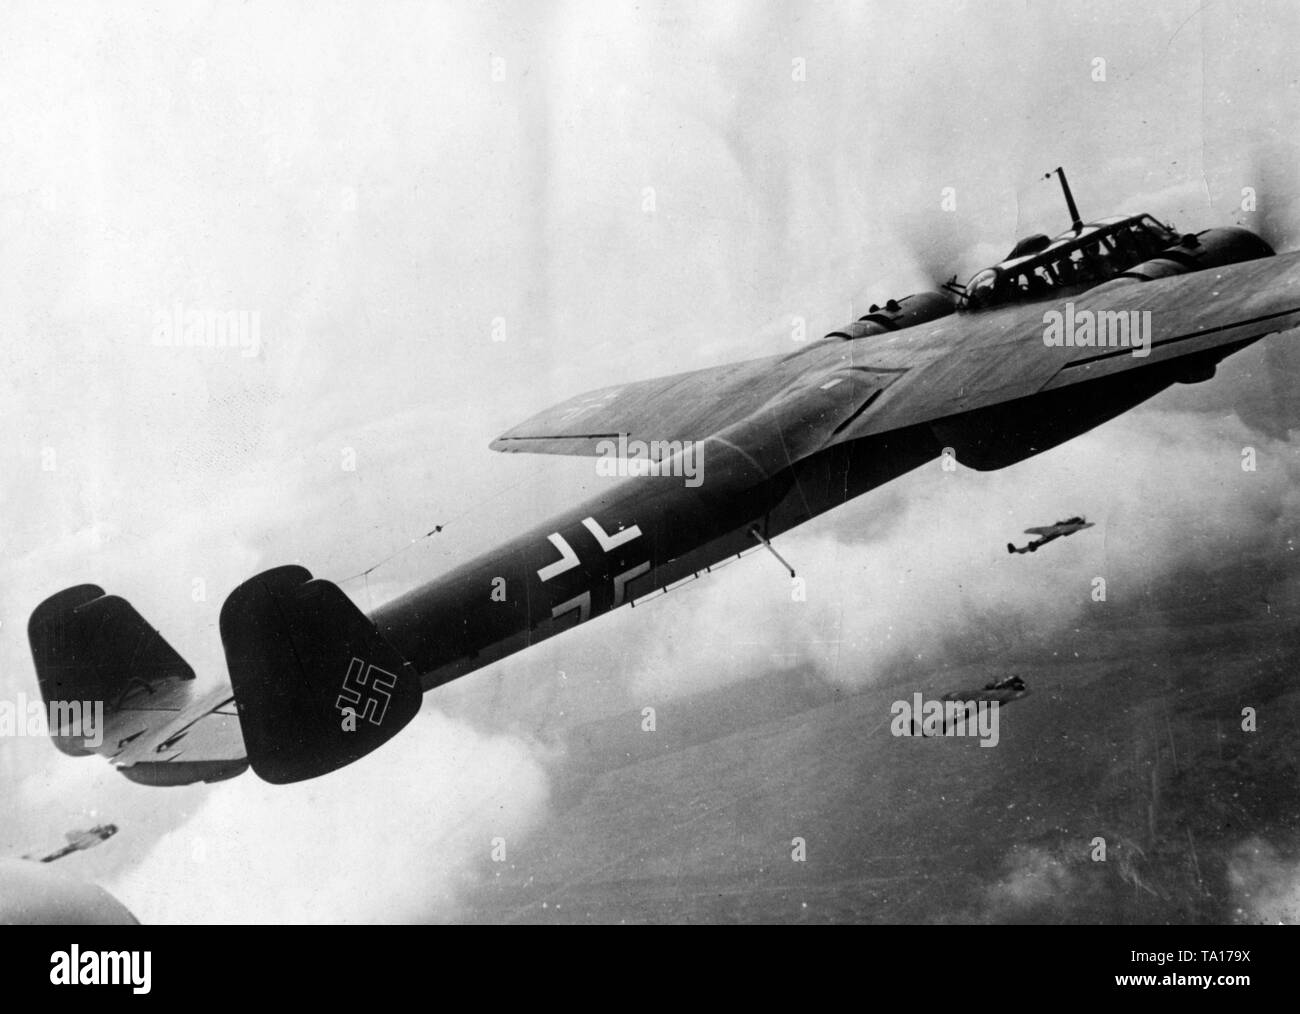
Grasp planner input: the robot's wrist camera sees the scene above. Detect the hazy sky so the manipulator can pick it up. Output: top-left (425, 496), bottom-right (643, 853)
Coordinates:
top-left (1, 0), bottom-right (1298, 922)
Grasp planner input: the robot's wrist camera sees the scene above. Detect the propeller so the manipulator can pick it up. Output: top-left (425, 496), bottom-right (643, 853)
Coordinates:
top-left (1237, 141), bottom-right (1300, 252)
top-left (838, 209), bottom-right (973, 319)
top-left (900, 204), bottom-right (982, 288)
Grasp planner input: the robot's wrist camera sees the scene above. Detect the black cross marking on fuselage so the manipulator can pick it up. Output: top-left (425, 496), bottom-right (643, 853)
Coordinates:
top-left (535, 516), bottom-right (650, 625)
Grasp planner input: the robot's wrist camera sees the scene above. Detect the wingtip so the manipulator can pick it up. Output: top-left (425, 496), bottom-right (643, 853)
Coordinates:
top-left (489, 434), bottom-right (527, 453)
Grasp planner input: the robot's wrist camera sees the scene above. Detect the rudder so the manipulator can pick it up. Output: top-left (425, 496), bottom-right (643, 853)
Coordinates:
top-left (219, 565), bottom-right (422, 784)
top-left (27, 585), bottom-right (195, 756)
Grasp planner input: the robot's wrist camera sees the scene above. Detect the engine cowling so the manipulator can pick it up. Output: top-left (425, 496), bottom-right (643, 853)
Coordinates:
top-left (825, 289), bottom-right (957, 339)
top-left (1118, 226), bottom-right (1274, 281)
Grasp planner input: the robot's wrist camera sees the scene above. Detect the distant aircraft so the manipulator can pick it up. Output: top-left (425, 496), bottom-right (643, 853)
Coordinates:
top-left (942, 674), bottom-right (1030, 707)
top-left (25, 166), bottom-right (1300, 786)
top-left (25, 824), bottom-right (118, 864)
top-left (4, 824), bottom-right (131, 924)
top-left (912, 676), bottom-right (1031, 737)
top-left (1007, 517), bottom-right (1094, 554)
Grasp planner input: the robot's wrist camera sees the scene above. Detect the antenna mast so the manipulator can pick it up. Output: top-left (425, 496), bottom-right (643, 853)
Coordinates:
top-left (1044, 167), bottom-right (1083, 234)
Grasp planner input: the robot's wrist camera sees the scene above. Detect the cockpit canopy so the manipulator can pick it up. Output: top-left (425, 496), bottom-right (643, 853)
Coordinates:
top-left (961, 214), bottom-right (1178, 310)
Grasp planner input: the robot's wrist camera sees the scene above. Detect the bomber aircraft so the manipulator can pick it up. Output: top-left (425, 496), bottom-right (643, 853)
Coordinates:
top-left (1007, 516), bottom-right (1095, 554)
top-left (24, 168), bottom-right (1300, 787)
top-left (944, 674), bottom-right (1030, 706)
top-left (25, 824), bottom-right (119, 864)
top-left (909, 675), bottom-right (1031, 738)
top-left (2, 825), bottom-right (134, 925)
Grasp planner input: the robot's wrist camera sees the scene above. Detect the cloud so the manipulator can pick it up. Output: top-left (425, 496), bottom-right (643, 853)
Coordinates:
top-left (1227, 837), bottom-right (1300, 924)
top-left (981, 845), bottom-right (1082, 920)
top-left (107, 705), bottom-right (550, 923)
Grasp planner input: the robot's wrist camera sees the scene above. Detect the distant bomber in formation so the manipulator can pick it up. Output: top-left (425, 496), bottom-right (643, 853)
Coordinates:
top-left (1, 824), bottom-right (134, 924)
top-left (910, 676), bottom-right (1031, 738)
top-left (943, 675), bottom-right (1030, 707)
top-left (1007, 516), bottom-right (1094, 554)
top-left (25, 823), bottom-right (118, 863)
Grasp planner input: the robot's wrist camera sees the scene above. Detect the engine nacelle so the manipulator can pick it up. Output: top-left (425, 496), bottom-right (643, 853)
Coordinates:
top-left (1118, 226), bottom-right (1274, 282)
top-left (825, 289), bottom-right (957, 339)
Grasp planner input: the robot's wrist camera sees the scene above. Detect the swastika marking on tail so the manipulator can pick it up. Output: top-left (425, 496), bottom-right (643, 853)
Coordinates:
top-left (336, 656), bottom-right (397, 726)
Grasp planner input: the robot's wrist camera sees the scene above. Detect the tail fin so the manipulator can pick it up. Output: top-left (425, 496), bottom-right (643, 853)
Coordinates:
top-left (219, 566), bottom-right (422, 784)
top-left (1006, 543), bottom-right (1016, 554)
top-left (28, 585), bottom-right (195, 757)
top-left (28, 585), bottom-right (249, 785)
top-left (29, 568), bottom-right (423, 787)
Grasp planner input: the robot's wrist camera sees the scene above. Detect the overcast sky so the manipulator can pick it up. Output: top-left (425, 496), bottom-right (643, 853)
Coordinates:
top-left (1, 0), bottom-right (1298, 922)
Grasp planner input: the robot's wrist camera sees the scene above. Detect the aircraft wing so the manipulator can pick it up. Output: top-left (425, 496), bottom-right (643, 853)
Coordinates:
top-left (493, 252), bottom-right (1300, 469)
top-left (1023, 526), bottom-right (1055, 535)
top-left (846, 254), bottom-right (1300, 443)
top-left (490, 353), bottom-right (824, 456)
top-left (0, 859), bottom-right (137, 924)
top-left (27, 585), bottom-right (249, 786)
